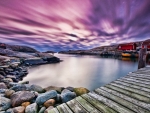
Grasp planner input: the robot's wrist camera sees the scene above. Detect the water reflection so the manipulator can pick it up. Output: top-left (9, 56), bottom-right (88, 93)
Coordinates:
top-left (22, 54), bottom-right (138, 91)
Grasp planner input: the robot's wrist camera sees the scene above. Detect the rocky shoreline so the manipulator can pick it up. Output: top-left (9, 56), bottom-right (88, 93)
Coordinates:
top-left (0, 60), bottom-right (89, 113)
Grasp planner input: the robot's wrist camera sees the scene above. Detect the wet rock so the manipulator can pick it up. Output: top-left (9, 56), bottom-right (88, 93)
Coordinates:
top-left (0, 111), bottom-right (5, 113)
top-left (56, 94), bottom-right (61, 102)
top-left (44, 99), bottom-right (56, 108)
top-left (0, 82), bottom-right (7, 89)
top-left (9, 82), bottom-right (20, 88)
top-left (0, 97), bottom-right (11, 111)
top-left (66, 86), bottom-right (74, 92)
top-left (6, 108), bottom-right (14, 113)
top-left (0, 75), bottom-right (4, 80)
top-left (39, 107), bottom-right (46, 113)
top-left (11, 91), bottom-right (36, 107)
top-left (30, 84), bottom-right (45, 93)
top-left (44, 106), bottom-right (54, 113)
top-left (0, 89), bottom-right (7, 93)
top-left (44, 86), bottom-right (64, 93)
top-left (5, 89), bottom-right (15, 98)
top-left (21, 102), bottom-right (30, 108)
top-left (10, 84), bottom-right (30, 92)
top-left (73, 87), bottom-right (89, 96)
top-left (20, 81), bottom-right (29, 84)
top-left (61, 92), bottom-right (76, 103)
top-left (0, 71), bottom-right (6, 76)
top-left (2, 78), bottom-right (13, 83)
top-left (13, 106), bottom-right (25, 113)
top-left (61, 89), bottom-right (71, 94)
top-left (25, 103), bottom-right (38, 113)
top-left (36, 90), bottom-right (57, 105)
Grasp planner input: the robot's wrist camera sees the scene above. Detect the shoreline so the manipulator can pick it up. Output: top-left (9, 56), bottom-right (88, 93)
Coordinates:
top-left (0, 57), bottom-right (89, 113)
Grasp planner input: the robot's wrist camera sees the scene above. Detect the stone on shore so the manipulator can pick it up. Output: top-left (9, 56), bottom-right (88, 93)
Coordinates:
top-left (39, 107), bottom-right (46, 113)
top-left (21, 102), bottom-right (30, 108)
top-left (30, 84), bottom-right (45, 93)
top-left (44, 99), bottom-right (56, 108)
top-left (25, 103), bottom-right (38, 113)
top-left (5, 89), bottom-right (15, 98)
top-left (36, 90), bottom-right (57, 105)
top-left (44, 106), bottom-right (54, 113)
top-left (44, 86), bottom-right (64, 93)
top-left (11, 91), bottom-right (36, 107)
top-left (0, 82), bottom-right (7, 89)
top-left (73, 87), bottom-right (89, 96)
top-left (61, 91), bottom-right (76, 103)
top-left (10, 84), bottom-right (30, 92)
top-left (0, 97), bottom-right (11, 111)
top-left (13, 106), bottom-right (25, 113)
top-left (66, 86), bottom-right (74, 92)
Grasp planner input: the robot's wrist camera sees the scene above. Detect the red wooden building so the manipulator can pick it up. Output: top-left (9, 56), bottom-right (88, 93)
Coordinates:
top-left (142, 39), bottom-right (150, 51)
top-left (118, 43), bottom-right (137, 51)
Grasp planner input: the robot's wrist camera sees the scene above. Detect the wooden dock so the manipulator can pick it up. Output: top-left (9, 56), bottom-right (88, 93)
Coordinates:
top-left (49, 66), bottom-right (150, 113)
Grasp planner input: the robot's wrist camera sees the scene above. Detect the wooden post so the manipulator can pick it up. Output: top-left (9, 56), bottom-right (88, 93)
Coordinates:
top-left (138, 47), bottom-right (147, 69)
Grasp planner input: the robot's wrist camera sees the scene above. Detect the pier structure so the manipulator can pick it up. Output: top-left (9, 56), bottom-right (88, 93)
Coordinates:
top-left (49, 66), bottom-right (150, 113)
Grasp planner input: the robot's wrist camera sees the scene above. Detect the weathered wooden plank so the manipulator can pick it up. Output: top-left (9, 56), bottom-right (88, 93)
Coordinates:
top-left (57, 103), bottom-right (73, 113)
top-left (126, 74), bottom-right (150, 80)
top-left (95, 88), bottom-right (150, 113)
top-left (81, 94), bottom-right (117, 113)
top-left (89, 92), bottom-right (134, 113)
top-left (113, 80), bottom-right (150, 93)
top-left (126, 76), bottom-right (150, 82)
top-left (67, 99), bottom-right (88, 113)
top-left (48, 108), bottom-right (60, 113)
top-left (76, 96), bottom-right (100, 113)
top-left (118, 79), bottom-right (150, 90)
top-left (105, 84), bottom-right (150, 103)
top-left (110, 83), bottom-right (150, 98)
top-left (100, 86), bottom-right (150, 111)
top-left (122, 77), bottom-right (150, 85)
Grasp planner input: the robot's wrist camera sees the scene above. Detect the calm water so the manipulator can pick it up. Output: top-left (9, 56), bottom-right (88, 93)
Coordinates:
top-left (22, 54), bottom-right (138, 91)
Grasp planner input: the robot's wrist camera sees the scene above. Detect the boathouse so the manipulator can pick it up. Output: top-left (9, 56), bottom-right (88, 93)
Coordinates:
top-left (142, 39), bottom-right (150, 51)
top-left (118, 43), bottom-right (137, 51)
top-left (0, 43), bottom-right (6, 49)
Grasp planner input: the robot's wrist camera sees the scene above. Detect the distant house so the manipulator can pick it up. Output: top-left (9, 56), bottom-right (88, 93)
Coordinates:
top-left (142, 39), bottom-right (150, 51)
top-left (0, 43), bottom-right (6, 49)
top-left (117, 43), bottom-right (137, 51)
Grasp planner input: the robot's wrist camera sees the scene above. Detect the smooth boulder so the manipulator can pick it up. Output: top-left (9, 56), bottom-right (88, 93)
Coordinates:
top-left (0, 82), bottom-right (7, 89)
top-left (73, 87), bottom-right (89, 96)
top-left (13, 106), bottom-right (25, 113)
top-left (25, 103), bottom-right (38, 113)
top-left (44, 86), bottom-right (64, 93)
top-left (36, 90), bottom-right (57, 105)
top-left (44, 99), bottom-right (55, 108)
top-left (11, 91), bottom-right (36, 107)
top-left (0, 97), bottom-right (11, 111)
top-left (61, 91), bottom-right (76, 103)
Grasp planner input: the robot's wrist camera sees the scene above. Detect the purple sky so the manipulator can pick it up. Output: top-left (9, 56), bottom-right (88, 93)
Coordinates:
top-left (0, 0), bottom-right (150, 51)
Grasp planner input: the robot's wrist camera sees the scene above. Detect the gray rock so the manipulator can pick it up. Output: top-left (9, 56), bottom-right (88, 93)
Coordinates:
top-left (39, 107), bottom-right (46, 113)
top-left (13, 106), bottom-right (25, 113)
top-left (56, 94), bottom-right (61, 102)
top-left (36, 90), bottom-right (57, 105)
top-left (9, 82), bottom-right (20, 88)
top-left (61, 89), bottom-right (71, 94)
top-left (25, 103), bottom-right (38, 113)
top-left (44, 86), bottom-right (64, 93)
top-left (0, 75), bottom-right (4, 80)
top-left (6, 108), bottom-right (14, 113)
top-left (10, 84), bottom-right (30, 92)
top-left (61, 92), bottom-right (76, 103)
top-left (44, 106), bottom-right (54, 113)
top-left (0, 89), bottom-right (7, 93)
top-left (0, 82), bottom-right (7, 89)
top-left (0, 111), bottom-right (5, 113)
top-left (0, 97), bottom-right (11, 111)
top-left (30, 85), bottom-right (45, 93)
top-left (11, 91), bottom-right (36, 107)
top-left (66, 86), bottom-right (74, 92)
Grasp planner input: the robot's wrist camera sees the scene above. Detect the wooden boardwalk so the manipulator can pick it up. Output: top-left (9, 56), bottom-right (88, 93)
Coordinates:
top-left (49, 66), bottom-right (150, 113)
